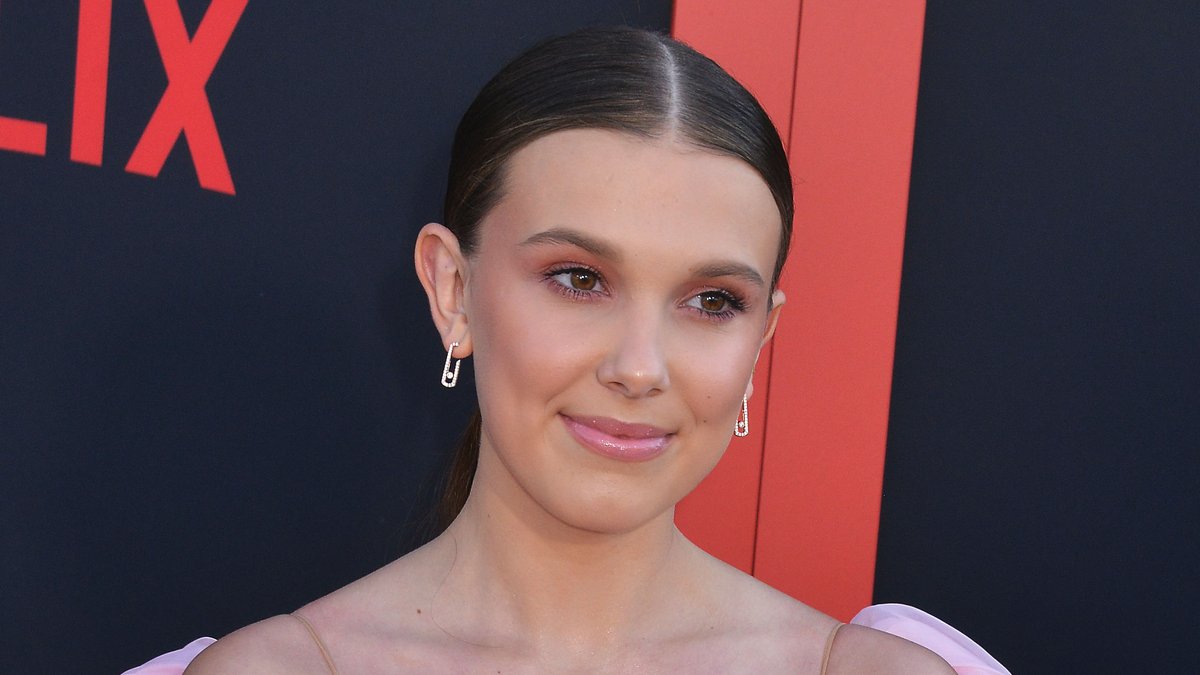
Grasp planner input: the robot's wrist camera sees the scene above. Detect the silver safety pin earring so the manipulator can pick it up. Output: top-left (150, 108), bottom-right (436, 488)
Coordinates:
top-left (441, 341), bottom-right (461, 388)
top-left (734, 395), bottom-right (749, 437)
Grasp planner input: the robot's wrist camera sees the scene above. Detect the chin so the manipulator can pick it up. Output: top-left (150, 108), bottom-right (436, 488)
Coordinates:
top-left (542, 487), bottom-right (676, 536)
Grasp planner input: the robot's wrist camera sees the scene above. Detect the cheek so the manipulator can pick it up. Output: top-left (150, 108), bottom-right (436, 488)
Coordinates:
top-left (670, 328), bottom-right (762, 414)
top-left (466, 270), bottom-right (595, 415)
top-left (691, 343), bottom-right (753, 413)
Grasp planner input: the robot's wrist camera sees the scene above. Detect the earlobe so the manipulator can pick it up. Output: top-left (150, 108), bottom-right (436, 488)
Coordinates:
top-left (414, 223), bottom-right (473, 354)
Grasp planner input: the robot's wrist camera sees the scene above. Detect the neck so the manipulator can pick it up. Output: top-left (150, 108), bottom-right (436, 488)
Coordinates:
top-left (428, 447), bottom-right (703, 661)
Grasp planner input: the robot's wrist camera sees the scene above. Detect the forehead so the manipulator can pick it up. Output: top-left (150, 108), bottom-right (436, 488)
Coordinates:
top-left (480, 129), bottom-right (782, 272)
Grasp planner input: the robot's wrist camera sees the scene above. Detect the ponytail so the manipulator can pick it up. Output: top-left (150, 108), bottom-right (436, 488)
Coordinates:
top-left (437, 409), bottom-right (480, 529)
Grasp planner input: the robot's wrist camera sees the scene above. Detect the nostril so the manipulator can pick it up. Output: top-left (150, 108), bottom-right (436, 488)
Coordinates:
top-left (596, 321), bottom-right (670, 396)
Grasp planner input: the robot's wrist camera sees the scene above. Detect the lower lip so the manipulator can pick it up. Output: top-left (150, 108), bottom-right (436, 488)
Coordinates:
top-left (561, 416), bottom-right (671, 462)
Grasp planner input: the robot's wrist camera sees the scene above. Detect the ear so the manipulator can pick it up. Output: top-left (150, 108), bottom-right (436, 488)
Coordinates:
top-left (414, 223), bottom-right (473, 355)
top-left (744, 288), bottom-right (787, 400)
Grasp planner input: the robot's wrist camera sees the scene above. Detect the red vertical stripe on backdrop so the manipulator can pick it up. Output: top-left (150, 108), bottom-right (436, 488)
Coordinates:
top-left (754, 1), bottom-right (926, 621)
top-left (71, 0), bottom-right (113, 166)
top-left (672, 0), bottom-right (802, 574)
top-left (674, 1), bottom-right (927, 620)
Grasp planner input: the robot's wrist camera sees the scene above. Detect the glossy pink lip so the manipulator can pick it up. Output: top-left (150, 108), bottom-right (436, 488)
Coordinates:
top-left (561, 414), bottom-right (672, 462)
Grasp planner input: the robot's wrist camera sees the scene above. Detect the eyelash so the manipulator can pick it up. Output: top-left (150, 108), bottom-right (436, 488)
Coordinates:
top-left (541, 264), bottom-right (749, 322)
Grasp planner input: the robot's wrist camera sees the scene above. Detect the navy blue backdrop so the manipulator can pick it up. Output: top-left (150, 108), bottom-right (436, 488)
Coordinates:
top-left (878, 3), bottom-right (1198, 672)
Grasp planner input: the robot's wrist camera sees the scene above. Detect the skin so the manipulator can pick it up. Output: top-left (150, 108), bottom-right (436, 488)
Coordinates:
top-left (185, 129), bottom-right (954, 674)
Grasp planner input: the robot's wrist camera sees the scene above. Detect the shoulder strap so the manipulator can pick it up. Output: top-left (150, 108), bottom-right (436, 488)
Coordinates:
top-left (290, 612), bottom-right (340, 675)
top-left (819, 622), bottom-right (844, 675)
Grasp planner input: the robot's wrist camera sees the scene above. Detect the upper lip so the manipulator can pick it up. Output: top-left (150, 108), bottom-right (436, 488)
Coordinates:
top-left (563, 414), bottom-right (672, 439)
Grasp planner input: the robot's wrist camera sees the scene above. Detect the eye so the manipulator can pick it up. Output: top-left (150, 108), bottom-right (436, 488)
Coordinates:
top-left (546, 266), bottom-right (606, 295)
top-left (685, 289), bottom-right (747, 320)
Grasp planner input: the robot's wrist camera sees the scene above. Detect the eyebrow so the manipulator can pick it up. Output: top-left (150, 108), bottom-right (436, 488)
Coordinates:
top-left (691, 262), bottom-right (766, 289)
top-left (519, 227), bottom-right (621, 261)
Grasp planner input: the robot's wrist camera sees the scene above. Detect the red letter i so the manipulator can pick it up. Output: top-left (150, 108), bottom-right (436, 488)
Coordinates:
top-left (70, 0), bottom-right (113, 166)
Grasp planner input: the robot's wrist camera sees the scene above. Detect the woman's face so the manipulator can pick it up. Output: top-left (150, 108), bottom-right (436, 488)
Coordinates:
top-left (461, 128), bottom-right (784, 535)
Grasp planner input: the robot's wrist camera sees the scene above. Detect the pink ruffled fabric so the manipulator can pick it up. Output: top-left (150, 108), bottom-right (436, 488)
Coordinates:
top-left (120, 637), bottom-right (214, 675)
top-left (123, 604), bottom-right (1008, 674)
top-left (851, 604), bottom-right (1011, 675)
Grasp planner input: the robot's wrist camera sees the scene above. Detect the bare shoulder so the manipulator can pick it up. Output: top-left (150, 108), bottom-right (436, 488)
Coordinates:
top-left (686, 548), bottom-right (843, 668)
top-left (183, 615), bottom-right (327, 675)
top-left (187, 540), bottom-right (453, 674)
top-left (829, 624), bottom-right (956, 675)
top-left (697, 547), bottom-right (831, 629)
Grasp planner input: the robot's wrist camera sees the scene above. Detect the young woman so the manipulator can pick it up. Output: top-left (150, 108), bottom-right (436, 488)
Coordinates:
top-left (129, 27), bottom-right (1007, 674)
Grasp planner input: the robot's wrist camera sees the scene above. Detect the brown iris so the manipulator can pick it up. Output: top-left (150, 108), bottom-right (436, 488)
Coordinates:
top-left (698, 291), bottom-right (728, 312)
top-left (570, 270), bottom-right (598, 291)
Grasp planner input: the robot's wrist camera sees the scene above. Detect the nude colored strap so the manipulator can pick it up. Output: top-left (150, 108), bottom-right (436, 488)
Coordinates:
top-left (291, 612), bottom-right (340, 675)
top-left (819, 622), bottom-right (844, 675)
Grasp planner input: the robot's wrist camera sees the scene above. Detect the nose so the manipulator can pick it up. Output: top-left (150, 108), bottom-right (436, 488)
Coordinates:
top-left (597, 312), bottom-right (670, 398)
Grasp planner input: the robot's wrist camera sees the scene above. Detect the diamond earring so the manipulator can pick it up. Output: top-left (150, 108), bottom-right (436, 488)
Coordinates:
top-left (441, 341), bottom-right (461, 388)
top-left (734, 395), bottom-right (749, 437)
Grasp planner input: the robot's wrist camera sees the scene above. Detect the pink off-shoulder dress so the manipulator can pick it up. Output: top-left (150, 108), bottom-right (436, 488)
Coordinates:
top-left (121, 603), bottom-right (1010, 674)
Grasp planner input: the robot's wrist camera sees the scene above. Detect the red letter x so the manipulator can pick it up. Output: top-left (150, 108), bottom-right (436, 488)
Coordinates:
top-left (125, 0), bottom-right (247, 195)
